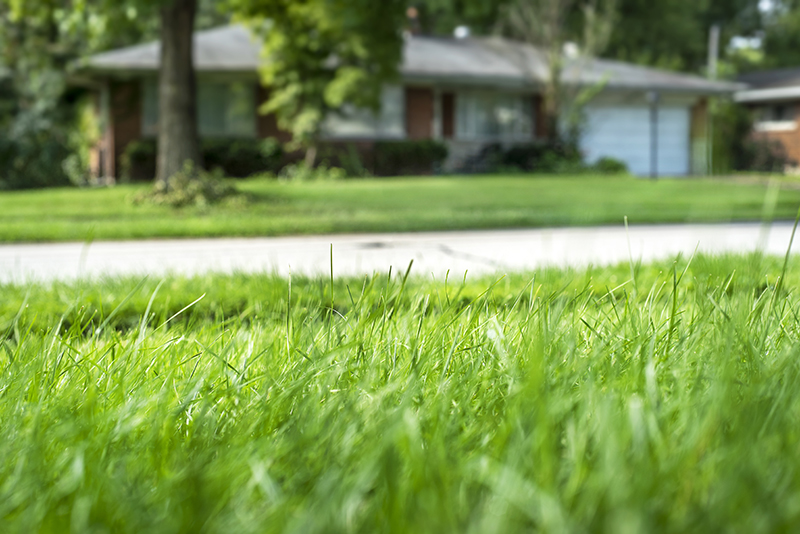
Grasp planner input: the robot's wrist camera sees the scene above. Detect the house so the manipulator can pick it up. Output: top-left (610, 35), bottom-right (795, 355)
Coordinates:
top-left (82, 24), bottom-right (740, 178)
top-left (735, 68), bottom-right (800, 166)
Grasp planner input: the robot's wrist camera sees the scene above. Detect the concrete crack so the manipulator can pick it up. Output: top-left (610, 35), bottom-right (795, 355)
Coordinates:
top-left (437, 244), bottom-right (506, 268)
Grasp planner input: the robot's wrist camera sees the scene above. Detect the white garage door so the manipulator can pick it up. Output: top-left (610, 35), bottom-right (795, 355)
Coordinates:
top-left (580, 105), bottom-right (690, 176)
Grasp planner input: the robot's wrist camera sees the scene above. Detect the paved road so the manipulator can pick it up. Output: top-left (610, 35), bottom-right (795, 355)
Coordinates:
top-left (1, 222), bottom-right (798, 283)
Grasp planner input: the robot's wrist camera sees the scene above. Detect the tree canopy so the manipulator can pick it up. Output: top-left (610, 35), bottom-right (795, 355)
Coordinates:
top-left (758, 1), bottom-right (800, 69)
top-left (229, 0), bottom-right (407, 155)
top-left (0, 0), bottom-right (229, 188)
top-left (412, 0), bottom-right (764, 74)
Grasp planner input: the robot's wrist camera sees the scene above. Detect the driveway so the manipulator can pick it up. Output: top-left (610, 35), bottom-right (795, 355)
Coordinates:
top-left (0, 222), bottom-right (797, 283)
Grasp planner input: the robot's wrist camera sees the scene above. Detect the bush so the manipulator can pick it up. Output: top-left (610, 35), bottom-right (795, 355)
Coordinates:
top-left (278, 161), bottom-right (346, 182)
top-left (317, 143), bottom-right (372, 177)
top-left (202, 138), bottom-right (283, 178)
top-left (463, 141), bottom-right (586, 174)
top-left (372, 139), bottom-right (448, 176)
top-left (120, 139), bottom-right (156, 182)
top-left (121, 138), bottom-right (284, 181)
top-left (740, 137), bottom-right (795, 173)
top-left (0, 134), bottom-right (73, 190)
top-left (133, 163), bottom-right (242, 208)
top-left (0, 64), bottom-right (91, 190)
top-left (592, 156), bottom-right (629, 174)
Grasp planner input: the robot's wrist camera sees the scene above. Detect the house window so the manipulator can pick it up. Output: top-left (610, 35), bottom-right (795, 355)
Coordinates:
top-left (456, 91), bottom-right (533, 140)
top-left (754, 104), bottom-right (797, 133)
top-left (142, 79), bottom-right (257, 138)
top-left (321, 85), bottom-right (405, 139)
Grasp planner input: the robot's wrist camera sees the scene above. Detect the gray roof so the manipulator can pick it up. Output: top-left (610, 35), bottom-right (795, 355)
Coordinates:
top-left (735, 68), bottom-right (800, 103)
top-left (737, 68), bottom-right (800, 89)
top-left (86, 25), bottom-right (261, 72)
top-left (85, 24), bottom-right (740, 94)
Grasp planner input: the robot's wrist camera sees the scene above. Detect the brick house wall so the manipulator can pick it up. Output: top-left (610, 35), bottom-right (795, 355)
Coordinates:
top-left (110, 81), bottom-right (142, 179)
top-left (752, 128), bottom-right (800, 165)
top-left (405, 87), bottom-right (434, 139)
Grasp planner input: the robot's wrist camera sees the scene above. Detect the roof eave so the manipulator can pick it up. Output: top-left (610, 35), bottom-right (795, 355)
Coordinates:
top-left (735, 86), bottom-right (800, 103)
top-left (78, 64), bottom-right (260, 78)
top-left (401, 72), bottom-right (539, 89)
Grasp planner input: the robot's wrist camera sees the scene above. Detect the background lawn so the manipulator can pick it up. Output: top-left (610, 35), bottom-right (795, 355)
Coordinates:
top-left (2, 174), bottom-right (800, 242)
top-left (2, 254), bottom-right (800, 531)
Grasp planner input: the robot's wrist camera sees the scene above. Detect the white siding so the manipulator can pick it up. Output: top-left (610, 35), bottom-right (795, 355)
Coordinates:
top-left (581, 105), bottom-right (690, 176)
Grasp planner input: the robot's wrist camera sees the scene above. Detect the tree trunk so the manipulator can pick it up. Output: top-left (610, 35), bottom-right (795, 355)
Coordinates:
top-left (156, 0), bottom-right (201, 186)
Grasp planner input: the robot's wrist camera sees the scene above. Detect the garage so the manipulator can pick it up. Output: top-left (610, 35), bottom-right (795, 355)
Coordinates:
top-left (580, 105), bottom-right (691, 176)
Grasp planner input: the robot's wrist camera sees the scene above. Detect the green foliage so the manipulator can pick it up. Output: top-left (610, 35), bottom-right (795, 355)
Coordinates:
top-left (477, 143), bottom-right (627, 175)
top-left (601, 0), bottom-right (762, 73)
top-left (0, 129), bottom-right (72, 190)
top-left (415, 0), bottom-right (763, 75)
top-left (709, 100), bottom-right (795, 174)
top-left (2, 174), bottom-right (799, 242)
top-left (470, 142), bottom-right (587, 174)
top-left (202, 138), bottom-right (284, 178)
top-left (0, 0), bottom-right (231, 188)
top-left (133, 162), bottom-right (243, 208)
top-left (593, 156), bottom-right (629, 174)
top-left (120, 139), bottom-right (157, 182)
top-left (278, 161), bottom-right (347, 182)
top-left (229, 0), bottom-right (407, 149)
top-left (318, 143), bottom-right (372, 177)
top-left (3, 254), bottom-right (800, 531)
top-left (413, 0), bottom-right (512, 36)
top-left (761, 3), bottom-right (800, 69)
top-left (373, 139), bottom-right (449, 176)
top-left (121, 138), bottom-right (284, 181)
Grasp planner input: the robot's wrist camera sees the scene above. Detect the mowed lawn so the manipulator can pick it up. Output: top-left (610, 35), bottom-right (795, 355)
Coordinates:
top-left (2, 254), bottom-right (800, 531)
top-left (1, 174), bottom-right (800, 242)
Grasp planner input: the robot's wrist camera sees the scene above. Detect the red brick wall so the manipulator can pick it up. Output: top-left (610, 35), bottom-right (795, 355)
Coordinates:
top-left (746, 104), bottom-right (800, 166)
top-left (753, 129), bottom-right (800, 165)
top-left (405, 87), bottom-right (433, 139)
top-left (110, 81), bottom-right (142, 178)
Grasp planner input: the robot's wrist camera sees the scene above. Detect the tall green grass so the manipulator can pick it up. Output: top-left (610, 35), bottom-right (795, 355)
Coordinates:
top-left (2, 254), bottom-right (800, 532)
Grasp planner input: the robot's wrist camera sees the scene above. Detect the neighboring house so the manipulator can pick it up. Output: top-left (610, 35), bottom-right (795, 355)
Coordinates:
top-left (81, 24), bottom-right (739, 178)
top-left (735, 68), bottom-right (800, 166)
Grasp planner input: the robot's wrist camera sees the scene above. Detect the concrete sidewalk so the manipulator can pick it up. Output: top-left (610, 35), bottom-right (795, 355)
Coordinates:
top-left (0, 222), bottom-right (797, 283)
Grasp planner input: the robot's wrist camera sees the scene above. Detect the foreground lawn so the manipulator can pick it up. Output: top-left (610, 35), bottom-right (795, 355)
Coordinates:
top-left (3, 254), bottom-right (800, 531)
top-left (1, 174), bottom-right (800, 242)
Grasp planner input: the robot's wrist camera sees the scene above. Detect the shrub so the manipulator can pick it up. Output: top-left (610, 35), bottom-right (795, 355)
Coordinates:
top-left (133, 163), bottom-right (242, 208)
top-left (0, 61), bottom-right (91, 190)
top-left (372, 139), bottom-right (448, 176)
top-left (278, 161), bottom-right (346, 182)
top-left (202, 137), bottom-right (283, 178)
top-left (0, 134), bottom-right (73, 190)
top-left (462, 141), bottom-right (586, 174)
top-left (741, 137), bottom-right (794, 173)
top-left (317, 143), bottom-right (372, 177)
top-left (121, 138), bottom-right (284, 181)
top-left (120, 139), bottom-right (156, 182)
top-left (592, 156), bottom-right (628, 174)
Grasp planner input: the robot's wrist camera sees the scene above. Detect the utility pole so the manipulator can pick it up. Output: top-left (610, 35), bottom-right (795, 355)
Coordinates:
top-left (647, 91), bottom-right (660, 179)
top-left (707, 24), bottom-right (720, 175)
